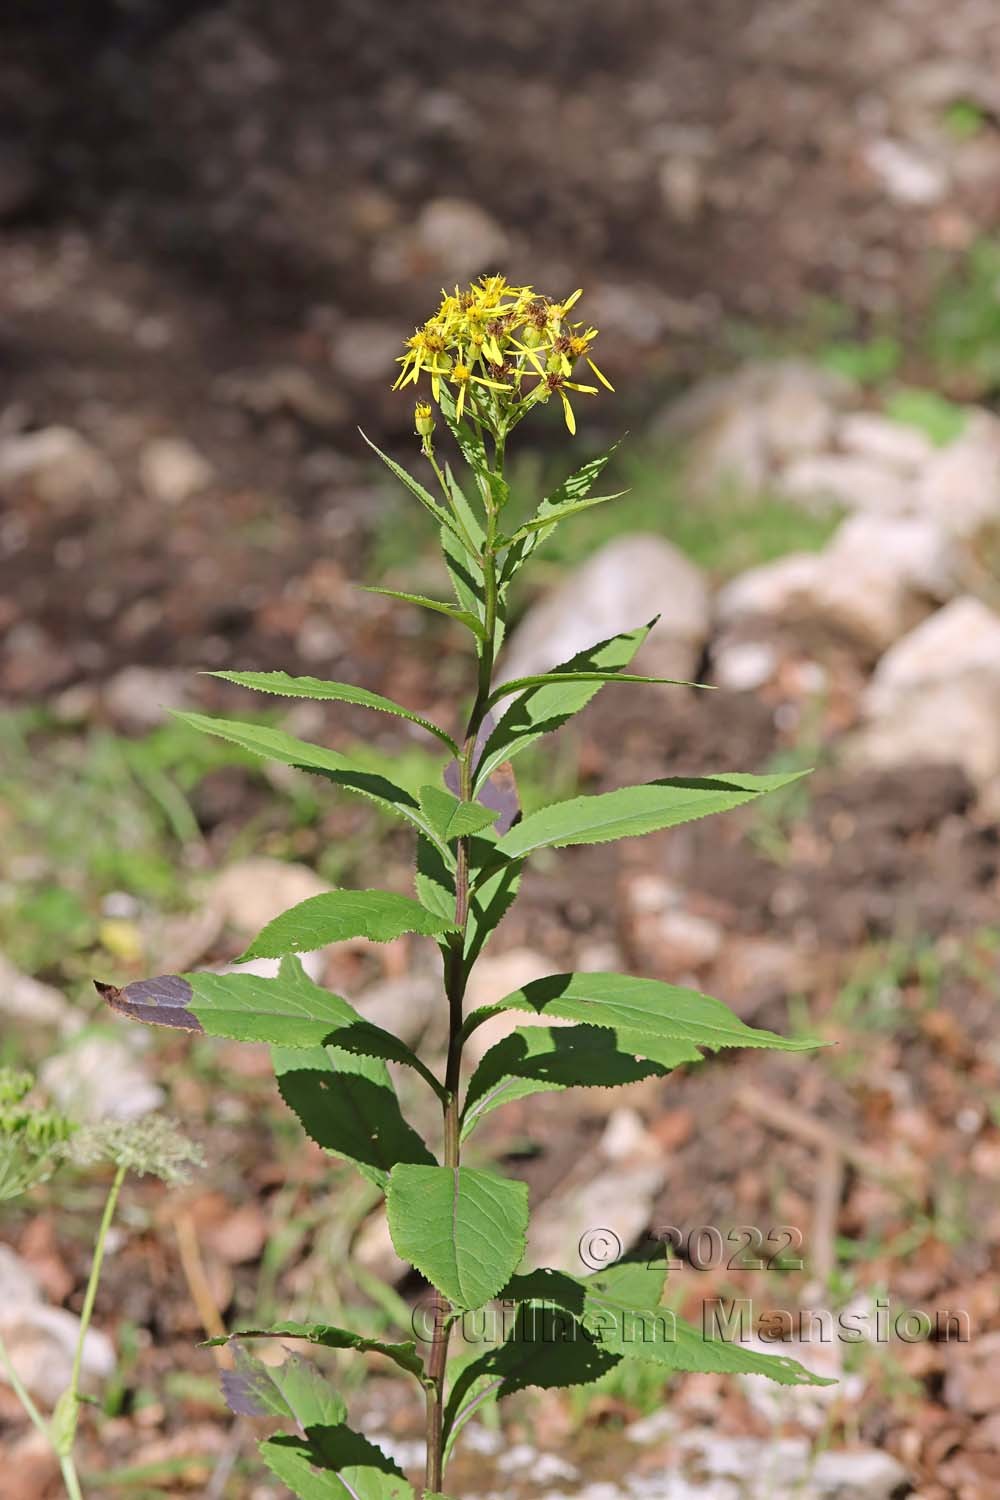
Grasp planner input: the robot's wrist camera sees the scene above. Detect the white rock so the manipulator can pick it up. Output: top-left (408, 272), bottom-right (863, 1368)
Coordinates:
top-left (139, 436), bottom-right (214, 504)
top-left (353, 1208), bottom-right (409, 1284)
top-left (0, 427), bottom-right (119, 506)
top-left (662, 361), bottom-right (849, 446)
top-left (837, 411), bottom-right (935, 473)
top-left (41, 1035), bottom-right (164, 1121)
top-left (499, 534), bottom-right (710, 688)
top-left (0, 1248), bottom-right (115, 1404)
top-left (736, 1335), bottom-right (861, 1431)
top-left (527, 1160), bottom-right (665, 1272)
top-left (852, 676), bottom-right (1000, 792)
top-left (717, 515), bottom-right (958, 653)
top-left (711, 638), bottom-right (779, 693)
top-left (915, 413), bottom-right (1000, 538)
top-left (865, 596), bottom-right (1000, 717)
top-left (864, 137), bottom-right (948, 205)
top-left (0, 954), bottom-right (73, 1030)
top-left (103, 666), bottom-right (191, 729)
top-left (778, 453), bottom-right (912, 515)
top-left (330, 320), bottom-right (403, 384)
top-left (687, 404), bottom-right (769, 494)
top-left (810, 1448), bottom-right (909, 1499)
top-left (209, 858), bottom-right (330, 939)
top-left (600, 1107), bottom-right (658, 1164)
top-left (414, 198), bottom-right (509, 279)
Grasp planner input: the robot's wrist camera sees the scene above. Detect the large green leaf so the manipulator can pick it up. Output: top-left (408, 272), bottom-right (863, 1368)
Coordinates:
top-left (464, 972), bottom-right (820, 1056)
top-left (386, 1164), bottom-right (528, 1311)
top-left (500, 1261), bottom-right (835, 1387)
top-left (261, 1425), bottom-right (415, 1500)
top-left (475, 621), bottom-right (653, 792)
top-left (172, 711), bottom-right (448, 851)
top-left (100, 955), bottom-right (356, 1046)
top-left (237, 889), bottom-right (455, 962)
top-left (461, 1025), bottom-right (675, 1141)
top-left (208, 670), bottom-right (459, 755)
top-left (495, 771), bottom-right (809, 858)
top-left (211, 1324), bottom-right (426, 1384)
top-left (221, 1342), bottom-right (347, 1427)
top-left (362, 586), bottom-right (486, 641)
top-left (274, 1043), bottom-right (435, 1189)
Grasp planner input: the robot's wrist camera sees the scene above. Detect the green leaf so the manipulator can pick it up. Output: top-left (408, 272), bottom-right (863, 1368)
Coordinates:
top-left (463, 853), bottom-right (522, 965)
top-left (501, 1261), bottom-right (834, 1387)
top-left (499, 442), bottom-right (620, 584)
top-left (274, 1043), bottom-right (435, 1189)
top-left (221, 1342), bottom-right (347, 1427)
top-left (386, 1164), bottom-right (528, 1311)
top-left (208, 670), bottom-right (460, 755)
top-left (474, 621), bottom-right (656, 792)
top-left (101, 955), bottom-right (358, 1046)
top-left (362, 586), bottom-right (486, 642)
top-left (323, 1019), bottom-right (448, 1103)
top-left (418, 785), bottom-right (499, 844)
top-left (261, 1426), bottom-right (415, 1500)
top-left (361, 428), bottom-right (463, 543)
top-left (172, 712), bottom-right (448, 851)
top-left (237, 889), bottom-right (455, 961)
top-left (461, 1025), bottom-right (673, 1141)
top-left (495, 771), bottom-right (810, 858)
top-left (501, 490), bottom-right (627, 545)
top-left (488, 668), bottom-right (695, 705)
top-left (415, 836), bottom-right (456, 923)
top-left (213, 1324), bottom-right (426, 1384)
top-left (464, 971), bottom-right (821, 1057)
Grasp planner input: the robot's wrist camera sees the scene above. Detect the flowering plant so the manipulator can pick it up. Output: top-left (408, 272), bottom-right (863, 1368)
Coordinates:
top-left (103, 278), bottom-right (828, 1498)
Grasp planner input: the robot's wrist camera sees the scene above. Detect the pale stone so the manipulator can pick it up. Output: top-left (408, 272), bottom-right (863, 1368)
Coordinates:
top-left (329, 320), bottom-right (402, 384)
top-left (864, 596), bottom-right (1000, 718)
top-left (461, 948), bottom-right (558, 1066)
top-left (527, 1160), bottom-right (665, 1273)
top-left (711, 638), bottom-right (779, 693)
top-left (103, 666), bottom-right (190, 729)
top-left (0, 427), bottom-right (118, 506)
top-left (0, 954), bottom-right (73, 1030)
top-left (499, 534), bottom-right (710, 689)
top-left (139, 436), bottom-right (214, 504)
top-left (778, 453), bottom-right (912, 515)
top-left (0, 1248), bottom-right (115, 1404)
top-left (41, 1035), bottom-right (164, 1121)
top-left (915, 414), bottom-right (1000, 538)
top-left (864, 137), bottom-right (948, 205)
top-left (209, 858), bottom-right (330, 939)
top-left (851, 675), bottom-right (1000, 791)
top-left (414, 198), bottom-right (509, 279)
top-left (717, 515), bottom-right (958, 653)
top-left (837, 411), bottom-right (935, 472)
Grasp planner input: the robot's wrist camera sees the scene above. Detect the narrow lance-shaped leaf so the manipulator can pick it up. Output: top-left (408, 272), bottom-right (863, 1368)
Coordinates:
top-left (170, 711), bottom-right (451, 854)
top-left (461, 1024), bottom-right (676, 1141)
top-left (210, 1324), bottom-right (426, 1385)
top-left (500, 488), bottom-right (627, 545)
top-left (499, 440), bottom-right (620, 586)
top-left (498, 1260), bottom-right (835, 1387)
top-left (474, 620), bottom-right (658, 793)
top-left (495, 770), bottom-right (810, 859)
top-left (237, 889), bottom-right (455, 962)
top-left (463, 972), bottom-right (823, 1057)
top-left (361, 586), bottom-right (486, 642)
top-left (361, 427), bottom-right (465, 546)
top-left (208, 670), bottom-right (460, 755)
top-left (386, 1164), bottom-right (528, 1311)
top-left (274, 1043), bottom-right (436, 1190)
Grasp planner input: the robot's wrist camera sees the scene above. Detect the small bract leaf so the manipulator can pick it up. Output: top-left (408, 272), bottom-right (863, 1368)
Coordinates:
top-left (215, 1325), bottom-right (425, 1384)
top-left (417, 785), bottom-right (499, 844)
top-left (221, 1342), bottom-right (347, 1427)
top-left (386, 1164), bottom-right (528, 1311)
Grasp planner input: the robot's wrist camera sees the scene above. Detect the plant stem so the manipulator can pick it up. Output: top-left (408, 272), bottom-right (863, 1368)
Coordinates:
top-left (71, 1162), bottom-right (125, 1401)
top-left (424, 441), bottom-right (504, 1495)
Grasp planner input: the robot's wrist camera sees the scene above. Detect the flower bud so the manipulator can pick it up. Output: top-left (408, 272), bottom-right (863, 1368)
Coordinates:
top-left (414, 402), bottom-right (435, 438)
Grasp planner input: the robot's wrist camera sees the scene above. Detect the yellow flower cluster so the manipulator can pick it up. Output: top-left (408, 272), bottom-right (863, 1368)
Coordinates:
top-left (393, 275), bottom-right (612, 435)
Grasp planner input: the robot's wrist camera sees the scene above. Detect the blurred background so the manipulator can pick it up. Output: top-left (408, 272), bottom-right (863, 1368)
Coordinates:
top-left (3, 2), bottom-right (1000, 1496)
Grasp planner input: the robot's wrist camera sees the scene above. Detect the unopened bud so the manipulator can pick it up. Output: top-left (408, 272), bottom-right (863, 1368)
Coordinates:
top-left (414, 402), bottom-right (435, 439)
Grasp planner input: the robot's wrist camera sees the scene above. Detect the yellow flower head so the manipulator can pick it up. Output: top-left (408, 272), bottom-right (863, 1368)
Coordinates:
top-left (393, 276), bottom-right (609, 434)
